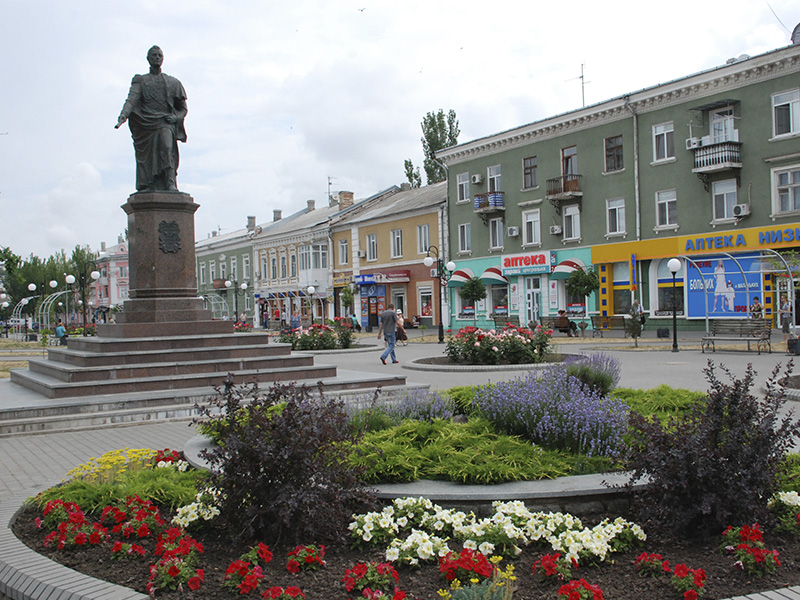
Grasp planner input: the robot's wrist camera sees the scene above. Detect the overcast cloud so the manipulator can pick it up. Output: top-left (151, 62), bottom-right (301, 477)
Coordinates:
top-left (1, 0), bottom-right (798, 259)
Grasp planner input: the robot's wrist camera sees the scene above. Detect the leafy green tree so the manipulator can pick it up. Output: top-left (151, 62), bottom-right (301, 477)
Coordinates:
top-left (403, 159), bottom-right (421, 189)
top-left (565, 268), bottom-right (600, 300)
top-left (404, 109), bottom-right (460, 186)
top-left (459, 277), bottom-right (486, 328)
top-left (340, 284), bottom-right (355, 315)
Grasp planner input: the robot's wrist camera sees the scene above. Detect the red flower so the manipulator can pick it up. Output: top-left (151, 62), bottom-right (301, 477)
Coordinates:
top-left (673, 563), bottom-right (689, 578)
top-left (257, 542), bottom-right (273, 564)
top-left (287, 559), bottom-right (300, 574)
top-left (187, 569), bottom-right (204, 591)
top-left (167, 564), bottom-right (181, 578)
top-left (684, 591), bottom-right (698, 600)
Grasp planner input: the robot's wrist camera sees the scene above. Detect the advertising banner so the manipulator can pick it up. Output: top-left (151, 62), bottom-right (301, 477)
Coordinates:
top-left (685, 253), bottom-right (763, 319)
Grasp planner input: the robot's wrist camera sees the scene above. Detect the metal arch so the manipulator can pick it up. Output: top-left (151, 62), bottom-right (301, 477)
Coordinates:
top-left (202, 294), bottom-right (229, 319)
top-left (11, 295), bottom-right (38, 338)
top-left (677, 256), bottom-right (712, 334)
top-left (758, 248), bottom-right (797, 338)
top-left (38, 290), bottom-right (72, 334)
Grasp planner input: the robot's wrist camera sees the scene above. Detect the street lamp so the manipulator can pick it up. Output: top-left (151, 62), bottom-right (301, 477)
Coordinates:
top-left (225, 279), bottom-right (249, 322)
top-left (668, 258), bottom-right (681, 353)
top-left (423, 245), bottom-right (456, 343)
top-left (307, 285), bottom-right (316, 324)
top-left (77, 270), bottom-right (100, 335)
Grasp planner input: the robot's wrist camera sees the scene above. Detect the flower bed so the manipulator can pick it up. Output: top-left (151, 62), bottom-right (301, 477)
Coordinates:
top-left (444, 324), bottom-right (553, 365)
top-left (278, 320), bottom-right (354, 350)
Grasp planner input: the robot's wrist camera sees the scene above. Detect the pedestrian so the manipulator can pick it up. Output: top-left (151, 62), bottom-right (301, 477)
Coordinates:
top-left (290, 311), bottom-right (301, 332)
top-left (351, 314), bottom-right (362, 333)
top-left (281, 308), bottom-right (288, 328)
top-left (780, 295), bottom-right (792, 342)
top-left (554, 309), bottom-right (577, 337)
top-left (750, 296), bottom-right (763, 319)
top-left (632, 300), bottom-right (645, 329)
top-left (377, 303), bottom-right (399, 365)
top-left (55, 320), bottom-right (67, 346)
top-left (396, 309), bottom-right (408, 346)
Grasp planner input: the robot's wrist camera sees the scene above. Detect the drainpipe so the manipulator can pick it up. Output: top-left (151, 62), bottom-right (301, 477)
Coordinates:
top-left (624, 96), bottom-right (641, 242)
top-left (433, 157), bottom-right (451, 328)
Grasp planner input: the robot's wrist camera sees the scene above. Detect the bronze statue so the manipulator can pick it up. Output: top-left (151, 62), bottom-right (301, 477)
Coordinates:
top-left (116, 46), bottom-right (187, 192)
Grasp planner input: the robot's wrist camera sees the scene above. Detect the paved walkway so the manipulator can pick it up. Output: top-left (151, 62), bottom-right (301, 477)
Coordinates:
top-left (1, 331), bottom-right (799, 599)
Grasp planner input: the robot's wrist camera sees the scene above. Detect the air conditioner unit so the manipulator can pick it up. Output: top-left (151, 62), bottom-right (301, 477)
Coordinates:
top-left (549, 225), bottom-right (563, 235)
top-left (507, 226), bottom-right (520, 237)
top-left (685, 137), bottom-right (701, 150)
top-left (357, 250), bottom-right (366, 258)
top-left (732, 203), bottom-right (751, 217)
top-left (471, 174), bottom-right (484, 184)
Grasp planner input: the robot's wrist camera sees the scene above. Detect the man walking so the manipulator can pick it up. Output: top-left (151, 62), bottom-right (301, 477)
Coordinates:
top-left (377, 303), bottom-right (399, 365)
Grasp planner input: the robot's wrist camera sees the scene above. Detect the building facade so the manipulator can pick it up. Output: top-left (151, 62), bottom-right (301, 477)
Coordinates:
top-left (438, 40), bottom-right (800, 332)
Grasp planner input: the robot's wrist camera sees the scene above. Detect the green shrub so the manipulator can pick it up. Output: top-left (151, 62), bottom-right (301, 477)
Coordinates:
top-left (565, 364), bottom-right (615, 397)
top-left (614, 385), bottom-right (702, 423)
top-left (350, 418), bottom-right (585, 484)
top-left (445, 385), bottom-right (483, 416)
top-left (777, 452), bottom-right (800, 493)
top-left (623, 362), bottom-right (800, 536)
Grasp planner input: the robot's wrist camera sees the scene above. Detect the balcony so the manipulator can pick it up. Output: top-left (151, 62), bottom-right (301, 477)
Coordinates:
top-left (546, 174), bottom-right (582, 214)
top-left (690, 140), bottom-right (742, 174)
top-left (473, 192), bottom-right (505, 224)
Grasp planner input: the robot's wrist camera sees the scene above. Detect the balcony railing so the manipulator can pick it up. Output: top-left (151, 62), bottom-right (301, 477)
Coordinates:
top-left (546, 174), bottom-right (582, 198)
top-left (691, 141), bottom-right (742, 173)
top-left (474, 192), bottom-right (505, 212)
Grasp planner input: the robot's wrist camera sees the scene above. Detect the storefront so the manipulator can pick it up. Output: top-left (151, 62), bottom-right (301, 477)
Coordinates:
top-left (590, 224), bottom-right (800, 328)
top-left (354, 270), bottom-right (410, 331)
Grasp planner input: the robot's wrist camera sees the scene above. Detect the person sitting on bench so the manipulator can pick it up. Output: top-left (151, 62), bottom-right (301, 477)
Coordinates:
top-left (554, 309), bottom-right (578, 337)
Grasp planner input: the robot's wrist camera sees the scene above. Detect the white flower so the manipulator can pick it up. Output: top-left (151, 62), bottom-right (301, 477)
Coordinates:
top-left (478, 542), bottom-right (495, 555)
top-left (385, 547), bottom-right (400, 562)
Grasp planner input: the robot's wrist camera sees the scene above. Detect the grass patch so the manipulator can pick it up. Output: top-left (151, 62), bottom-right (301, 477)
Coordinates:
top-left (0, 361), bottom-right (28, 378)
top-left (0, 339), bottom-right (39, 350)
top-left (613, 385), bottom-right (703, 423)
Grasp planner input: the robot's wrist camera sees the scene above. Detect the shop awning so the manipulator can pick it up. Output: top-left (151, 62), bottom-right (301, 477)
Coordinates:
top-left (447, 268), bottom-right (475, 287)
top-left (550, 258), bottom-right (586, 280)
top-left (479, 267), bottom-right (509, 284)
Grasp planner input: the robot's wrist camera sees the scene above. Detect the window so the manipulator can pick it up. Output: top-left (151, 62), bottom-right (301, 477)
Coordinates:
top-left (210, 261), bottom-right (216, 281)
top-left (118, 266), bottom-right (128, 278)
top-left (279, 256), bottom-right (286, 278)
top-left (773, 89), bottom-right (799, 136)
top-left (487, 165), bottom-right (502, 192)
top-left (523, 156), bottom-right (538, 189)
top-left (489, 217), bottom-right (504, 249)
top-left (390, 229), bottom-right (403, 258)
top-left (199, 263), bottom-right (206, 285)
top-left (457, 172), bottom-right (470, 202)
top-left (775, 166), bottom-right (800, 213)
top-left (366, 234), bottom-right (377, 261)
top-left (522, 209), bottom-right (540, 245)
top-left (417, 224), bottom-right (430, 255)
top-left (657, 259), bottom-right (684, 314)
top-left (656, 189), bottom-right (677, 227)
top-left (606, 198), bottom-right (625, 234)
top-left (490, 285), bottom-right (509, 315)
top-left (458, 223), bottom-right (471, 253)
top-left (338, 239), bottom-right (348, 265)
top-left (562, 146), bottom-right (578, 175)
top-left (713, 179), bottom-right (738, 221)
top-left (604, 135), bottom-right (623, 172)
top-left (653, 122), bottom-right (674, 161)
top-left (563, 205), bottom-right (580, 240)
top-left (243, 256), bottom-right (250, 280)
top-left (270, 257), bottom-right (277, 280)
top-left (711, 107), bottom-right (735, 143)
top-left (260, 256), bottom-right (267, 280)
top-left (230, 257), bottom-right (237, 280)
top-left (312, 244), bottom-right (327, 269)
top-left (219, 261), bottom-right (227, 280)
top-left (290, 254), bottom-right (297, 277)
top-left (419, 287), bottom-right (433, 321)
top-left (298, 246), bottom-right (311, 271)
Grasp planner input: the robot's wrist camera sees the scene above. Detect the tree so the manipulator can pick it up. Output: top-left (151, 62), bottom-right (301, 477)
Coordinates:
top-left (404, 109), bottom-right (460, 186)
top-left (565, 268), bottom-right (600, 300)
top-left (403, 159), bottom-right (421, 189)
top-left (459, 277), bottom-right (486, 328)
top-left (340, 284), bottom-right (355, 315)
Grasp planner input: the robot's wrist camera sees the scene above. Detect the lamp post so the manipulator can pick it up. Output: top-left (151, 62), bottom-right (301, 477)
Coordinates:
top-left (423, 245), bottom-right (456, 343)
top-left (307, 285), bottom-right (316, 324)
top-left (225, 279), bottom-right (249, 322)
top-left (76, 269), bottom-right (100, 335)
top-left (668, 258), bottom-right (681, 353)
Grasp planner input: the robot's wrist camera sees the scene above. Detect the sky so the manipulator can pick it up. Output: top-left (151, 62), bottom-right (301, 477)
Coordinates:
top-left (1, 0), bottom-right (798, 260)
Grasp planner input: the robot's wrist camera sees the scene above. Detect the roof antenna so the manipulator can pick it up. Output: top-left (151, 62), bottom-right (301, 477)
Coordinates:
top-left (763, 0), bottom-right (791, 34)
top-left (566, 63), bottom-right (590, 108)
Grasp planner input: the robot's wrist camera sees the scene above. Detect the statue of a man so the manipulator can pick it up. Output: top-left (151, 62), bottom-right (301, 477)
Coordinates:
top-left (116, 46), bottom-right (187, 192)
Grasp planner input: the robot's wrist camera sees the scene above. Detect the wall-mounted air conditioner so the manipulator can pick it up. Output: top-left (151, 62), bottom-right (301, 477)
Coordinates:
top-left (507, 226), bottom-right (520, 237)
top-left (549, 225), bottom-right (563, 235)
top-left (471, 174), bottom-right (484, 184)
top-left (685, 137), bottom-right (701, 149)
top-left (357, 250), bottom-right (366, 258)
top-left (732, 204), bottom-right (750, 217)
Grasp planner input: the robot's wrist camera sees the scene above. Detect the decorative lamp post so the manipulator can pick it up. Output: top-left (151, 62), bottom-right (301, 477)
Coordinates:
top-left (224, 280), bottom-right (249, 322)
top-left (307, 285), bottom-right (316, 324)
top-left (78, 270), bottom-right (101, 335)
top-left (64, 274), bottom-right (75, 324)
top-left (667, 258), bottom-right (681, 353)
top-left (423, 245), bottom-right (456, 344)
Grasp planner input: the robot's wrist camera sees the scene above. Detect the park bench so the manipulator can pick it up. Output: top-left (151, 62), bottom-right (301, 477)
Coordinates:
top-left (540, 315), bottom-right (579, 336)
top-left (590, 315), bottom-right (628, 338)
top-left (701, 318), bottom-right (772, 354)
top-left (493, 315), bottom-right (521, 329)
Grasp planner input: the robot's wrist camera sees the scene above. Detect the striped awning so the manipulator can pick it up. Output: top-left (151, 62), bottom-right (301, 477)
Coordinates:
top-left (447, 267), bottom-right (475, 287)
top-left (550, 258), bottom-right (586, 280)
top-left (479, 267), bottom-right (509, 285)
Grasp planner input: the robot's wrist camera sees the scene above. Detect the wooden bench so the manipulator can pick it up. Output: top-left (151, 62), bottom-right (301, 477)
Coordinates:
top-left (540, 316), bottom-right (578, 336)
top-left (493, 315), bottom-right (520, 329)
top-left (701, 318), bottom-right (772, 354)
top-left (590, 315), bottom-right (628, 338)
